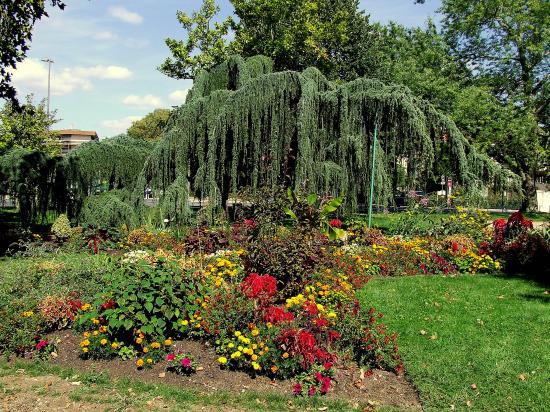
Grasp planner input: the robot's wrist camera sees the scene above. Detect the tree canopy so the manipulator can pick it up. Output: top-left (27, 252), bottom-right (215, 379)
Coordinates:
top-left (142, 55), bottom-right (517, 223)
top-left (0, 94), bottom-right (60, 156)
top-left (127, 109), bottom-right (172, 142)
top-left (0, 0), bottom-right (65, 108)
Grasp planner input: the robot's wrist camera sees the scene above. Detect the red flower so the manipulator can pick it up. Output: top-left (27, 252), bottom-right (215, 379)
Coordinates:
top-left (324, 362), bottom-right (332, 371)
top-left (263, 306), bottom-right (294, 324)
top-left (329, 219), bottom-right (342, 228)
top-left (315, 371), bottom-right (323, 382)
top-left (166, 353), bottom-right (175, 361)
top-left (321, 376), bottom-right (331, 394)
top-left (293, 383), bottom-right (302, 396)
top-left (302, 301), bottom-right (318, 316)
top-left (297, 330), bottom-right (316, 352)
top-left (244, 219), bottom-right (257, 228)
top-left (241, 273), bottom-right (277, 301)
top-left (314, 317), bottom-right (329, 328)
top-left (35, 340), bottom-right (48, 350)
top-left (308, 385), bottom-right (316, 396)
top-left (101, 299), bottom-right (116, 310)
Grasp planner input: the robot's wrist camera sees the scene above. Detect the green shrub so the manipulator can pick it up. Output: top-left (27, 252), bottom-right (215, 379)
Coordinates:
top-left (78, 258), bottom-right (202, 340)
top-left (51, 214), bottom-right (72, 241)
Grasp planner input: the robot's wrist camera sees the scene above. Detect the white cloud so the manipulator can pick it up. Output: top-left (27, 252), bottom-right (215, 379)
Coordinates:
top-left (102, 116), bottom-right (142, 132)
top-left (169, 89), bottom-right (190, 104)
top-left (93, 30), bottom-right (117, 41)
top-left (123, 94), bottom-right (163, 109)
top-left (108, 6), bottom-right (143, 24)
top-left (70, 65), bottom-right (133, 80)
top-left (11, 58), bottom-right (133, 96)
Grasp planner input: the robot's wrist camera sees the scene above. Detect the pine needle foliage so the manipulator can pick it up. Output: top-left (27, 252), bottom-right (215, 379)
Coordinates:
top-left (140, 55), bottom-right (518, 221)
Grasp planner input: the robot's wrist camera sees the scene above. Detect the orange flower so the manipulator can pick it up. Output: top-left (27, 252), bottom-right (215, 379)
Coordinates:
top-left (136, 359), bottom-right (144, 367)
top-left (271, 365), bottom-right (278, 373)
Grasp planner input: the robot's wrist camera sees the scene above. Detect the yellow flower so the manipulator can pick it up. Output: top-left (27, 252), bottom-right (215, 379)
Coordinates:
top-left (282, 352), bottom-right (289, 359)
top-left (99, 326), bottom-right (107, 333)
top-left (327, 312), bottom-right (337, 319)
top-left (251, 329), bottom-right (260, 337)
top-left (136, 359), bottom-right (144, 367)
top-left (82, 347), bottom-right (89, 353)
top-left (111, 342), bottom-right (119, 349)
top-left (252, 344), bottom-right (258, 350)
top-left (147, 358), bottom-right (153, 364)
top-left (234, 331), bottom-right (241, 337)
top-left (228, 343), bottom-right (235, 349)
top-left (136, 337), bottom-right (143, 344)
top-left (93, 331), bottom-right (99, 336)
top-left (266, 322), bottom-right (273, 329)
top-left (251, 354), bottom-right (258, 361)
top-left (181, 320), bottom-right (189, 326)
top-left (252, 362), bottom-right (261, 371)
top-left (80, 303), bottom-right (91, 311)
top-left (92, 318), bottom-right (100, 325)
top-left (143, 347), bottom-right (149, 353)
top-left (164, 339), bottom-right (173, 346)
top-left (100, 339), bottom-right (108, 346)
top-left (231, 351), bottom-right (241, 359)
top-left (151, 342), bottom-right (161, 349)
top-left (80, 339), bottom-right (90, 347)
top-left (218, 356), bottom-right (228, 364)
top-left (83, 332), bottom-right (90, 338)
top-left (21, 311), bottom-right (34, 317)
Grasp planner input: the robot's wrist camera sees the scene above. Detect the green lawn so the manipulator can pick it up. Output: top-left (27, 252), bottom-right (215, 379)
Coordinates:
top-left (359, 275), bottom-right (550, 412)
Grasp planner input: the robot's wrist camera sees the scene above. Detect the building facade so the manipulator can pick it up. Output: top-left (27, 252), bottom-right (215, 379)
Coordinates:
top-left (56, 129), bottom-right (98, 155)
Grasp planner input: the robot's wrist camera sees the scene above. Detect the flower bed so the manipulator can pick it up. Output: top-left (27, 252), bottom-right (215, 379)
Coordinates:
top-left (8, 205), bottom-right (548, 397)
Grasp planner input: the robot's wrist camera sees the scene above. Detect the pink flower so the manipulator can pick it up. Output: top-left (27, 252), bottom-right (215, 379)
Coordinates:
top-left (181, 357), bottom-right (192, 368)
top-left (315, 371), bottom-right (323, 382)
top-left (308, 385), bottom-right (317, 396)
top-left (166, 353), bottom-right (175, 361)
top-left (293, 383), bottom-right (302, 396)
top-left (36, 340), bottom-right (48, 350)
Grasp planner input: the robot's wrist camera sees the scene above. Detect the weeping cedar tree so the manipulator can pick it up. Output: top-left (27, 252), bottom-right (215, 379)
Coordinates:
top-left (0, 135), bottom-right (152, 225)
top-left (136, 55), bottom-right (519, 223)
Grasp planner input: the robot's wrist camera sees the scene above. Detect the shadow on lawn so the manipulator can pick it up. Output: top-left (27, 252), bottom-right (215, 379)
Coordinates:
top-left (519, 293), bottom-right (550, 304)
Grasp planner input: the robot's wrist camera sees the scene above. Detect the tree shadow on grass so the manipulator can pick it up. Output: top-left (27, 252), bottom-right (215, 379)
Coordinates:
top-left (519, 293), bottom-right (550, 304)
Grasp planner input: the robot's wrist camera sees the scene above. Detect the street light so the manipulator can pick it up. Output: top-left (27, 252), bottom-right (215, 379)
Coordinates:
top-left (41, 58), bottom-right (54, 117)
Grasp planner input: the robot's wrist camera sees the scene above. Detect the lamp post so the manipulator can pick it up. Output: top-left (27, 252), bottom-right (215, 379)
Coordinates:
top-left (41, 58), bottom-right (54, 117)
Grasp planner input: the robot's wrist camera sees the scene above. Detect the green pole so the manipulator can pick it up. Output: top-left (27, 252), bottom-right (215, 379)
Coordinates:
top-left (368, 126), bottom-right (378, 228)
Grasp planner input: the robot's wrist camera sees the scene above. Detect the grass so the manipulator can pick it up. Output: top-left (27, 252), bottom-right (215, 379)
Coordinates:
top-left (359, 274), bottom-right (550, 412)
top-left (0, 360), bottom-right (405, 411)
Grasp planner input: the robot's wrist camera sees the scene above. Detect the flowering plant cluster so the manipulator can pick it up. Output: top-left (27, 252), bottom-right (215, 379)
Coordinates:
top-left (166, 352), bottom-right (198, 375)
top-left (293, 362), bottom-right (335, 397)
top-left (38, 293), bottom-right (82, 330)
top-left (33, 339), bottom-right (58, 361)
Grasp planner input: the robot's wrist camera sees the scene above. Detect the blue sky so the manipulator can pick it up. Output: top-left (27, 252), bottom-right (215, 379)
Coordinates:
top-left (12, 0), bottom-right (440, 139)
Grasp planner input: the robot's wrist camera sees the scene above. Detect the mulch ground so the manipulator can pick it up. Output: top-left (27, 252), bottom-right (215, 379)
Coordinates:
top-left (39, 330), bottom-right (422, 410)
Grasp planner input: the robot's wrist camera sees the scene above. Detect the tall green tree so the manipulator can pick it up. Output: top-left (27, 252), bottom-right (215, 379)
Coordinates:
top-left (158, 0), bottom-right (235, 80)
top-left (0, 0), bottom-right (65, 107)
top-left (437, 0), bottom-right (550, 210)
top-left (0, 94), bottom-right (60, 156)
top-left (160, 0), bottom-right (374, 81)
top-left (231, 0), bottom-right (372, 79)
top-left (127, 109), bottom-right (172, 141)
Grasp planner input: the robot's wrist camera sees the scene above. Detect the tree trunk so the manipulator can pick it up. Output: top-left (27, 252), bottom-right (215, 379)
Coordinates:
top-left (519, 171), bottom-right (537, 212)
